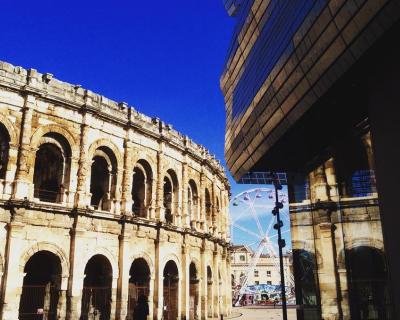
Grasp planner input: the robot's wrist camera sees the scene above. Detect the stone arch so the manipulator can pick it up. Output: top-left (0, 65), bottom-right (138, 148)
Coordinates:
top-left (129, 252), bottom-right (155, 277)
top-left (337, 238), bottom-right (384, 269)
top-left (189, 256), bottom-right (201, 275)
top-left (162, 253), bottom-right (182, 276)
top-left (0, 113), bottom-right (18, 147)
top-left (30, 124), bottom-right (78, 155)
top-left (88, 140), bottom-right (121, 211)
top-left (19, 242), bottom-right (69, 278)
top-left (163, 169), bottom-right (180, 224)
top-left (132, 159), bottom-right (153, 217)
top-left (80, 247), bottom-right (119, 279)
top-left (31, 131), bottom-right (73, 202)
top-left (87, 139), bottom-right (123, 170)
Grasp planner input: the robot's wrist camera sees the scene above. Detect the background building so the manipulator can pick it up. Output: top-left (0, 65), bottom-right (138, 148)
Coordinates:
top-left (0, 60), bottom-right (231, 320)
top-left (221, 1), bottom-right (400, 319)
top-left (231, 245), bottom-right (292, 288)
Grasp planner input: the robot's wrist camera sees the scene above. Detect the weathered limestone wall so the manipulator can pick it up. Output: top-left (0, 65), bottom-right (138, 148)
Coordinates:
top-left (0, 61), bottom-right (231, 320)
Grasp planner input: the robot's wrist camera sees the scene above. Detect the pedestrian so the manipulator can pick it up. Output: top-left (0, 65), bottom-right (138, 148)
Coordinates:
top-left (133, 295), bottom-right (149, 320)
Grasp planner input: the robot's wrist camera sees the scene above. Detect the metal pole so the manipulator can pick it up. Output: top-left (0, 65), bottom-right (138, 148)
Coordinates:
top-left (272, 174), bottom-right (288, 320)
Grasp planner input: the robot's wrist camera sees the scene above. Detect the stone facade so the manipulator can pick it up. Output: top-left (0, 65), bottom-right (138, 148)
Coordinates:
top-left (0, 61), bottom-right (231, 320)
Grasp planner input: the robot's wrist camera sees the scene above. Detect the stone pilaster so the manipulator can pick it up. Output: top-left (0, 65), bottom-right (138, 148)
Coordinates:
top-left (155, 149), bottom-right (164, 221)
top-left (181, 160), bottom-right (189, 228)
top-left (121, 139), bottom-right (134, 216)
top-left (317, 222), bottom-right (340, 320)
top-left (66, 223), bottom-right (86, 320)
top-left (116, 222), bottom-right (130, 320)
top-left (13, 94), bottom-right (34, 200)
top-left (211, 179), bottom-right (218, 236)
top-left (212, 250), bottom-right (220, 318)
top-left (75, 112), bottom-right (90, 208)
top-left (0, 213), bottom-right (25, 320)
top-left (199, 170), bottom-right (206, 232)
top-left (180, 241), bottom-right (189, 320)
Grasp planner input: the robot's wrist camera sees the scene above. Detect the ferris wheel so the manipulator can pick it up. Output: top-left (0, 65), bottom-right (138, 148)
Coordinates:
top-left (229, 187), bottom-right (294, 305)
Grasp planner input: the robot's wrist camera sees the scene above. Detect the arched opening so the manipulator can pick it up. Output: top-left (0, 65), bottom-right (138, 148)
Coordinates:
top-left (81, 255), bottom-right (113, 320)
top-left (346, 246), bottom-right (389, 320)
top-left (188, 180), bottom-right (198, 228)
top-left (33, 133), bottom-right (71, 203)
top-left (90, 147), bottom-right (117, 211)
top-left (132, 160), bottom-right (152, 218)
top-left (163, 169), bottom-right (178, 224)
top-left (163, 260), bottom-right (179, 320)
top-left (189, 262), bottom-right (199, 320)
top-left (0, 123), bottom-right (10, 180)
top-left (205, 189), bottom-right (212, 231)
top-left (127, 258), bottom-right (150, 320)
top-left (293, 249), bottom-right (320, 320)
top-left (19, 251), bottom-right (62, 320)
top-left (207, 266), bottom-right (213, 317)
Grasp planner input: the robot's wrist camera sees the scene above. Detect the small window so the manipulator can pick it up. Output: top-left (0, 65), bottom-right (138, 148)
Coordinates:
top-left (255, 281), bottom-right (259, 285)
top-left (240, 255), bottom-right (245, 261)
top-left (267, 281), bottom-right (272, 285)
top-left (267, 270), bottom-right (271, 277)
top-left (254, 270), bottom-right (259, 277)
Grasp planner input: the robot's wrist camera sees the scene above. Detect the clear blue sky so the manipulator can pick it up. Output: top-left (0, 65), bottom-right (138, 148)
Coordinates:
top-left (1, 0), bottom-right (234, 167)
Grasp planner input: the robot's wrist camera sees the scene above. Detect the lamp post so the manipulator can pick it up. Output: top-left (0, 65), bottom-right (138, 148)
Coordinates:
top-left (271, 173), bottom-right (288, 320)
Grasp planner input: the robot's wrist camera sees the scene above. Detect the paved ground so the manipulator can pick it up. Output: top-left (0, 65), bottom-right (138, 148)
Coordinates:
top-left (226, 306), bottom-right (297, 320)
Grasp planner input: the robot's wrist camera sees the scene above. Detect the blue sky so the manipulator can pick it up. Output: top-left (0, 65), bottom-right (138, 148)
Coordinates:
top-left (1, 0), bottom-right (234, 163)
top-left (0, 1), bottom-right (289, 247)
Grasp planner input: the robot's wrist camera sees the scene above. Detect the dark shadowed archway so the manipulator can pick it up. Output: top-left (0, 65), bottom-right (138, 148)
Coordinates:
top-left (80, 255), bottom-right (113, 320)
top-left (163, 260), bottom-right (179, 320)
top-left (127, 258), bottom-right (150, 320)
top-left (189, 262), bottom-right (200, 319)
top-left (347, 246), bottom-right (389, 320)
top-left (19, 251), bottom-right (62, 320)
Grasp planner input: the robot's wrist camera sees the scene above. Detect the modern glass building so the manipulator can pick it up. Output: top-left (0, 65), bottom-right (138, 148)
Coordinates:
top-left (221, 1), bottom-right (400, 319)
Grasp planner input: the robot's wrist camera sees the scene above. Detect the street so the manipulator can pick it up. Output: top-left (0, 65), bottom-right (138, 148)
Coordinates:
top-left (227, 306), bottom-right (297, 320)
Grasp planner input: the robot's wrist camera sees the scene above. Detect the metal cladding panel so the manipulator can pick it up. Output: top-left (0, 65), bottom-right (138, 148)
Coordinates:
top-left (222, 0), bottom-right (400, 181)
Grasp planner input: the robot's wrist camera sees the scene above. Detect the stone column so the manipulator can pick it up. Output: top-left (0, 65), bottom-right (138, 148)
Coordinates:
top-left (361, 131), bottom-right (377, 193)
top-left (309, 164), bottom-right (329, 202)
top-left (13, 94), bottom-right (34, 200)
top-left (324, 158), bottom-right (338, 201)
top-left (116, 223), bottom-right (130, 319)
top-left (121, 138), bottom-right (134, 215)
top-left (200, 240), bottom-right (207, 320)
top-left (199, 170), bottom-right (206, 232)
top-left (338, 268), bottom-right (350, 319)
top-left (0, 214), bottom-right (25, 320)
top-left (154, 229), bottom-right (162, 320)
top-left (211, 179), bottom-right (218, 236)
top-left (66, 225), bottom-right (87, 320)
top-left (67, 155), bottom-right (80, 207)
top-left (155, 149), bottom-right (164, 221)
top-left (2, 144), bottom-right (18, 197)
top-left (148, 275), bottom-right (155, 320)
top-left (75, 112), bottom-right (90, 208)
top-left (180, 242), bottom-right (189, 320)
top-left (110, 277), bottom-right (118, 319)
top-left (212, 250), bottom-right (220, 318)
top-left (181, 160), bottom-right (189, 228)
top-left (317, 221), bottom-right (340, 320)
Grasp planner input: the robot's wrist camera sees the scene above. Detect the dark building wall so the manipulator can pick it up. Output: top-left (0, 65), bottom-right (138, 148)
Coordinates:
top-left (222, 0), bottom-right (400, 181)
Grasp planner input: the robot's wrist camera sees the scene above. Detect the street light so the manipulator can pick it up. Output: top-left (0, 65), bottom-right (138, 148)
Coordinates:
top-left (271, 172), bottom-right (288, 320)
